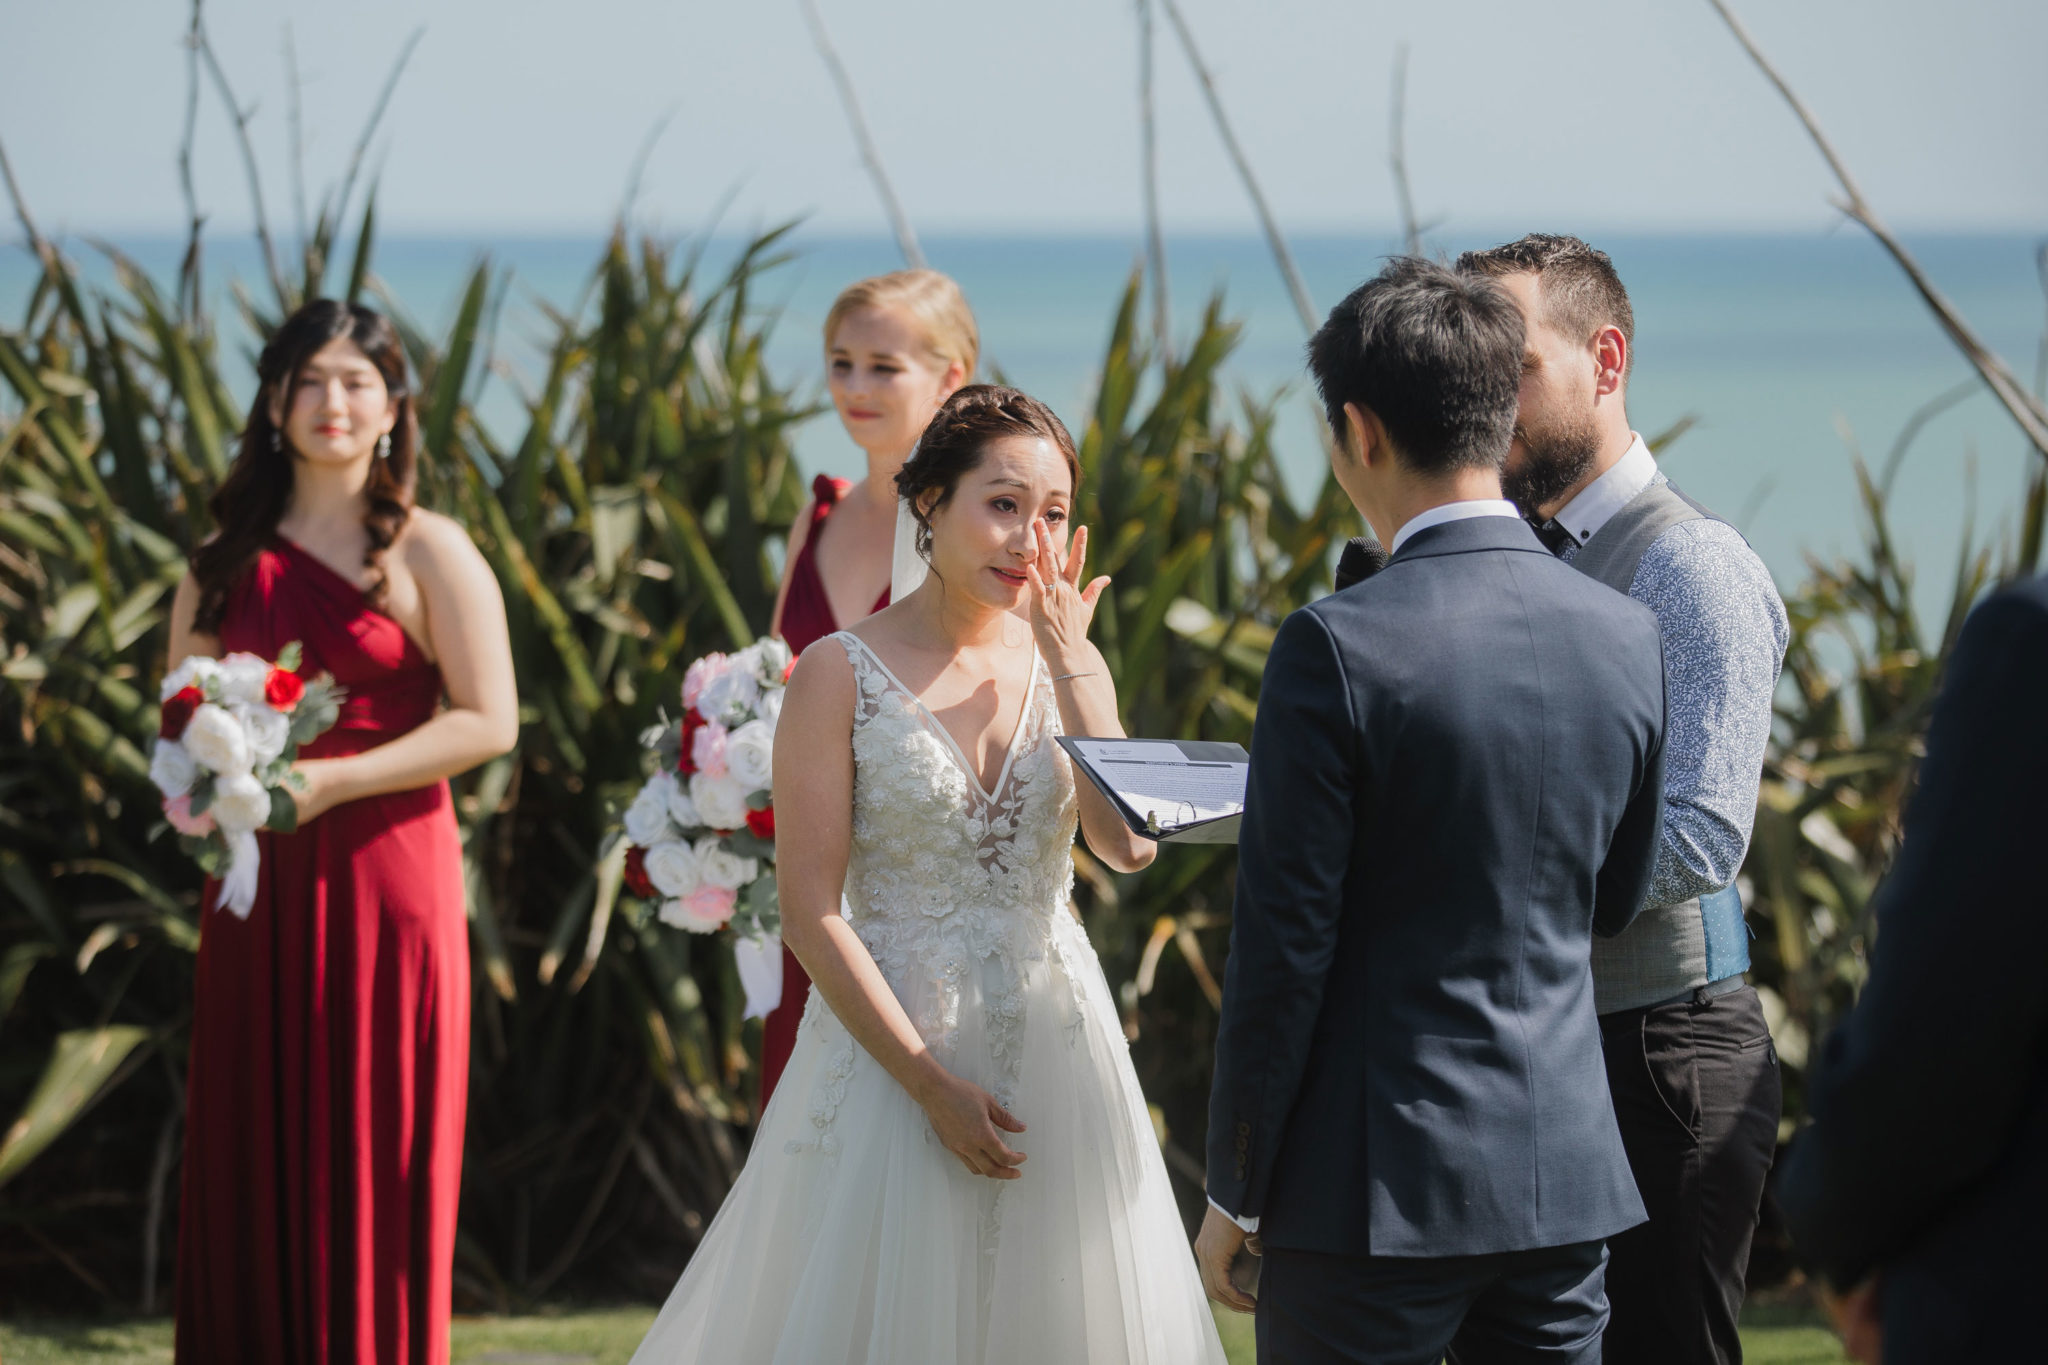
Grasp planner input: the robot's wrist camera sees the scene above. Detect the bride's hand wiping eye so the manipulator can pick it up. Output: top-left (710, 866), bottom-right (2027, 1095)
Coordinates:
top-left (1026, 519), bottom-right (1110, 671)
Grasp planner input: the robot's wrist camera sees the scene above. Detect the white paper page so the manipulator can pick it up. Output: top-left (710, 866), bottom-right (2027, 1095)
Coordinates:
top-left (1064, 738), bottom-right (1248, 828)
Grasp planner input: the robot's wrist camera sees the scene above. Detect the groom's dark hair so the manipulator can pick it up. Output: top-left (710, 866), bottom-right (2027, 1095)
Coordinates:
top-left (1307, 257), bottom-right (1524, 475)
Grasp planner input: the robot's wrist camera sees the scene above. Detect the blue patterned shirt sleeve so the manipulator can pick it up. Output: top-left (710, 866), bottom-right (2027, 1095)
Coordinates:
top-left (1610, 519), bottom-right (1787, 907)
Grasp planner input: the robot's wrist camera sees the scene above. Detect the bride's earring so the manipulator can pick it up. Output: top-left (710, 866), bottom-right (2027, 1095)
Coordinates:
top-left (270, 429), bottom-right (282, 452)
top-left (377, 433), bottom-right (391, 460)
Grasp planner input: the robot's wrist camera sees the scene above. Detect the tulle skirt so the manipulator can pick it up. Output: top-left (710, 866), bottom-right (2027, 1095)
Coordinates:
top-left (629, 910), bottom-right (1226, 1364)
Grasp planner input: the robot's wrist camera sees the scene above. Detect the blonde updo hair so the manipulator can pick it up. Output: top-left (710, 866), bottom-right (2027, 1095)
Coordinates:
top-left (824, 269), bottom-right (980, 380)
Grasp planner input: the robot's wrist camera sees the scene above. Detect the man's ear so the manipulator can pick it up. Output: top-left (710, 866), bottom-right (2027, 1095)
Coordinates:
top-left (1593, 325), bottom-right (1628, 399)
top-left (1343, 402), bottom-right (1382, 469)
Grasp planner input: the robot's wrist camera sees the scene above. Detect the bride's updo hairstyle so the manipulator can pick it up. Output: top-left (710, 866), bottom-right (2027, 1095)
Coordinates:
top-left (894, 384), bottom-right (1081, 566)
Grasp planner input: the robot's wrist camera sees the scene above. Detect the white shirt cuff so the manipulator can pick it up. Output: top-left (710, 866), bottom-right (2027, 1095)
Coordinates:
top-left (1208, 1196), bottom-right (1259, 1233)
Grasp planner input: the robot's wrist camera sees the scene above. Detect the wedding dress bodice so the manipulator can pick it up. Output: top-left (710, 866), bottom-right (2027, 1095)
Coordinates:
top-left (798, 633), bottom-right (1083, 1125)
top-left (628, 630), bottom-right (1228, 1364)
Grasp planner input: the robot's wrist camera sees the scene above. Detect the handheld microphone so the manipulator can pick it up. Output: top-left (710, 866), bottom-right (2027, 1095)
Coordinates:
top-left (1334, 537), bottom-right (1389, 592)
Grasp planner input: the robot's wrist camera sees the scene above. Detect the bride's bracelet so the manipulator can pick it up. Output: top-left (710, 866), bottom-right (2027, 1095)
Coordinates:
top-left (1051, 671), bottom-right (1099, 683)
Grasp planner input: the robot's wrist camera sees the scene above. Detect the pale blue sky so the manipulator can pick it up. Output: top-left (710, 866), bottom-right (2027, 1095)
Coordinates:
top-left (5, 0), bottom-right (2044, 236)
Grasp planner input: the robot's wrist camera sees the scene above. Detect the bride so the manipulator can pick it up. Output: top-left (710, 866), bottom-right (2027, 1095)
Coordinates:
top-left (630, 385), bottom-right (1226, 1363)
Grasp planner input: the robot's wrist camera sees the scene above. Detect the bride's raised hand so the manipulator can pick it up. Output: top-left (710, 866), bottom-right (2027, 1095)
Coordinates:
top-left (1026, 519), bottom-right (1110, 670)
top-left (921, 1072), bottom-right (1028, 1180)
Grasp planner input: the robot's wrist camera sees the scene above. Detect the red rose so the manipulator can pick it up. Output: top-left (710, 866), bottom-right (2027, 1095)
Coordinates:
top-left (623, 845), bottom-right (656, 899)
top-left (677, 709), bottom-right (707, 776)
top-left (160, 686), bottom-right (204, 739)
top-left (264, 667), bottom-right (305, 713)
top-left (744, 805), bottom-right (775, 841)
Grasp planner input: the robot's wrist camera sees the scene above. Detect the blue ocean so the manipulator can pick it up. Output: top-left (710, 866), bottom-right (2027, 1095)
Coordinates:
top-left (6, 229), bottom-right (2042, 610)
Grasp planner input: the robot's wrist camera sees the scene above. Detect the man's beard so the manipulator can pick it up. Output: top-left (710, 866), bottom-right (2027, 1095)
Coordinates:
top-left (1503, 413), bottom-right (1602, 517)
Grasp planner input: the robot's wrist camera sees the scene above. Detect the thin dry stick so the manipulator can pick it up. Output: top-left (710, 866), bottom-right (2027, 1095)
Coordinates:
top-left (1389, 45), bottom-right (1422, 257)
top-left (284, 23), bottom-right (308, 250)
top-left (178, 0), bottom-right (206, 320)
top-left (194, 17), bottom-right (288, 306)
top-left (1157, 0), bottom-right (1316, 336)
top-left (800, 0), bottom-right (926, 270)
top-left (1137, 0), bottom-right (1172, 353)
top-left (1706, 0), bottom-right (2048, 461)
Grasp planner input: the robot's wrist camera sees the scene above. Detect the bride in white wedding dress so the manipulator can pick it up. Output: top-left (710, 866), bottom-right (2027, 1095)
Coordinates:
top-left (630, 386), bottom-right (1226, 1364)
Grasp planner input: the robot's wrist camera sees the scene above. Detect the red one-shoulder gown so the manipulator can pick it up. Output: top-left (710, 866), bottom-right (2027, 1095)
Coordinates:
top-left (175, 538), bottom-right (469, 1365)
top-left (758, 474), bottom-right (889, 1107)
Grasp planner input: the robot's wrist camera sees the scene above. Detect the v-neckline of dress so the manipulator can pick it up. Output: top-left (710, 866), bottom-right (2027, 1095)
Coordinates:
top-left (842, 632), bottom-right (1039, 803)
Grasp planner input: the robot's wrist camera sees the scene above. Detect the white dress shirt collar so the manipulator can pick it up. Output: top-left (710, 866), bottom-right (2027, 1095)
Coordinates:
top-left (1387, 498), bottom-right (1523, 558)
top-left (1550, 434), bottom-right (1657, 551)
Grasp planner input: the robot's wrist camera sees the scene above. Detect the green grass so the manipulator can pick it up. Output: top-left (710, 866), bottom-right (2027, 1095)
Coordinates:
top-left (0, 1303), bottom-right (1844, 1363)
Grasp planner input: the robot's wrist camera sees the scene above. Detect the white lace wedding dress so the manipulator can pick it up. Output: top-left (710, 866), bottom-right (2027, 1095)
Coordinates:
top-left (630, 632), bottom-right (1226, 1364)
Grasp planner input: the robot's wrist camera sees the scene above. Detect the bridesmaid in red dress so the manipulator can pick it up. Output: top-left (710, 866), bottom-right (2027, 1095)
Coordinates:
top-left (759, 269), bottom-right (978, 1106)
top-left (167, 300), bottom-right (517, 1364)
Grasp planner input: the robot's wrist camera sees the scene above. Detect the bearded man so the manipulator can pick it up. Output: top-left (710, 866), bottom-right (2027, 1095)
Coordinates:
top-left (1459, 235), bottom-right (1789, 1365)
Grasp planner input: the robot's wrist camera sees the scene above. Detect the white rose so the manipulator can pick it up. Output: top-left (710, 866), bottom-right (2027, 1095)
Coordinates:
top-left (181, 703), bottom-right (252, 776)
top-left (689, 772), bottom-right (753, 832)
top-left (237, 704), bottom-right (291, 767)
top-left (216, 653), bottom-right (272, 708)
top-left (755, 687), bottom-right (784, 728)
top-left (696, 665), bottom-right (760, 724)
top-left (623, 774), bottom-right (679, 848)
top-left (725, 720), bottom-right (775, 792)
top-left (694, 836), bottom-right (759, 891)
top-left (750, 638), bottom-right (793, 684)
top-left (642, 838), bottom-right (701, 898)
top-left (211, 771), bottom-right (272, 833)
top-left (149, 739), bottom-right (197, 799)
top-left (666, 781), bottom-right (703, 831)
top-left (161, 656), bottom-right (218, 701)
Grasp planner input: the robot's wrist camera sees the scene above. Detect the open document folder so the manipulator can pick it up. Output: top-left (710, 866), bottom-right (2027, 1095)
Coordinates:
top-left (1055, 737), bottom-right (1250, 844)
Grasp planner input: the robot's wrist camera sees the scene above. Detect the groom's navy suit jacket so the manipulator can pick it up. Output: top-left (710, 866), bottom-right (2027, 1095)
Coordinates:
top-left (1206, 515), bottom-right (1667, 1257)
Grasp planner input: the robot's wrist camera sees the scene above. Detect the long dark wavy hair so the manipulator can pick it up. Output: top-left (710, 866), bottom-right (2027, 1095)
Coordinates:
top-left (190, 300), bottom-right (418, 633)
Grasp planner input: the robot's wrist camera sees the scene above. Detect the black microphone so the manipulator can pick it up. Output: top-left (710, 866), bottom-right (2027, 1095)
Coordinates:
top-left (1334, 536), bottom-right (1389, 592)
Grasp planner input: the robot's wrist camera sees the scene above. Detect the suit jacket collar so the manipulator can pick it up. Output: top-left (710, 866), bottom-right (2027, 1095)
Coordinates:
top-left (1387, 513), bottom-right (1553, 565)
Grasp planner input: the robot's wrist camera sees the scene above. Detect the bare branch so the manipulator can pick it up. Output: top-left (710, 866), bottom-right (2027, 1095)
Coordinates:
top-left (0, 134), bottom-right (56, 274)
top-left (1389, 44), bottom-right (1422, 257)
top-left (194, 17), bottom-right (288, 306)
top-left (178, 0), bottom-right (205, 321)
top-left (331, 27), bottom-right (425, 238)
top-left (1157, 0), bottom-right (1316, 336)
top-left (800, 0), bottom-right (925, 270)
top-left (1137, 0), bottom-right (1171, 353)
top-left (284, 23), bottom-right (308, 250)
top-left (1706, 0), bottom-right (2048, 462)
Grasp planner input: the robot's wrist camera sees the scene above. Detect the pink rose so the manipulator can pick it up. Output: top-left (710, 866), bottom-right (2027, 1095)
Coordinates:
top-left (661, 883), bottom-right (738, 933)
top-left (165, 793), bottom-right (217, 837)
top-left (681, 653), bottom-right (726, 710)
top-left (690, 718), bottom-right (730, 780)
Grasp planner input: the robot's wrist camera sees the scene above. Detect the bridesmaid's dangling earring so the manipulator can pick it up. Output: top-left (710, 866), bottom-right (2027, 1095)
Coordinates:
top-left (270, 429), bottom-right (282, 453)
top-left (377, 434), bottom-right (391, 461)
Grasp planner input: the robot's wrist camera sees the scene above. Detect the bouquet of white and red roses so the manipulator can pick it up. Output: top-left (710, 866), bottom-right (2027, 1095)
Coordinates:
top-left (151, 642), bottom-right (343, 916)
top-left (616, 638), bottom-right (790, 1017)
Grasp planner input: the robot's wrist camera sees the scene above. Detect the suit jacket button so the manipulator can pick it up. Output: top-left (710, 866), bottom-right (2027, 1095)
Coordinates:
top-left (1236, 1121), bottom-right (1251, 1137)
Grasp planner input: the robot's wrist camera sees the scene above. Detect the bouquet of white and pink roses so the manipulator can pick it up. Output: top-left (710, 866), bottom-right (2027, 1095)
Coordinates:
top-left (151, 642), bottom-right (343, 916)
top-left (616, 637), bottom-right (790, 1017)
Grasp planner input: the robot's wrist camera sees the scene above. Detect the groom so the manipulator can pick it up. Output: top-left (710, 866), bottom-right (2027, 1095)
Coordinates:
top-left (1198, 258), bottom-right (1668, 1362)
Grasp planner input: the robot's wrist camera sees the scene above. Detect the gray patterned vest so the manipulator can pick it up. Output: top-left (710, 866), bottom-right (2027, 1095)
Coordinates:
top-left (1571, 475), bottom-right (1751, 1014)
